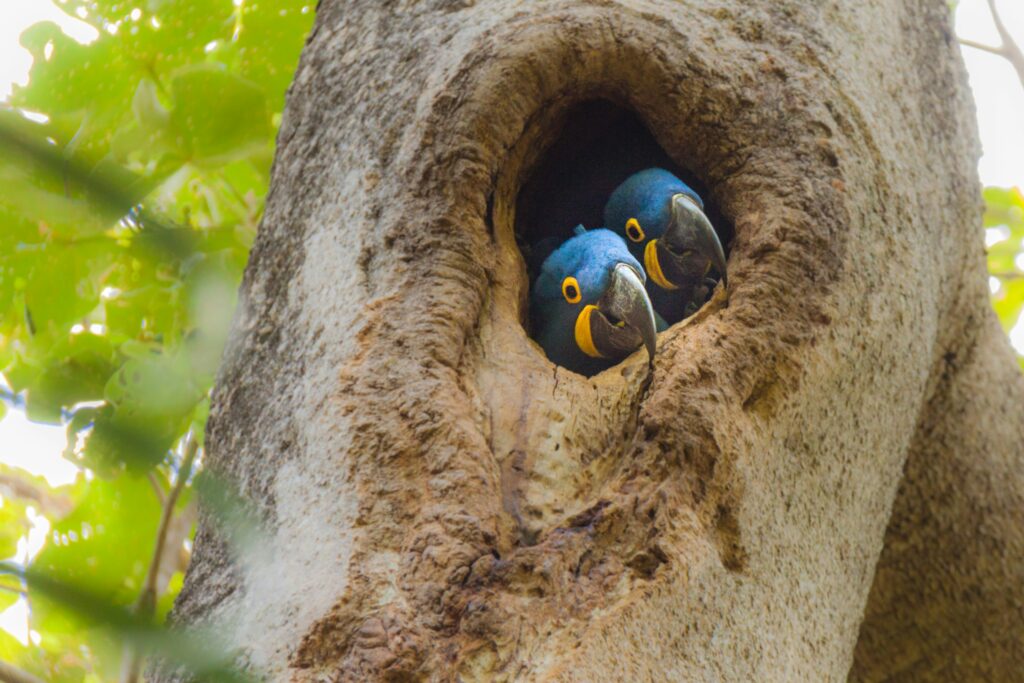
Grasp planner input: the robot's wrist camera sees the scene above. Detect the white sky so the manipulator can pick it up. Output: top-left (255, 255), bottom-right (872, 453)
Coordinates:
top-left (0, 2), bottom-right (1021, 643)
top-left (0, 0), bottom-right (98, 103)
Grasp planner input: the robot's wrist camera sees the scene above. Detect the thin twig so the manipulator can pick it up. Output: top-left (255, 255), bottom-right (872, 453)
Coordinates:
top-left (0, 583), bottom-right (27, 596)
top-left (960, 0), bottom-right (1024, 90)
top-left (147, 471), bottom-right (167, 507)
top-left (986, 0), bottom-right (1018, 55)
top-left (988, 0), bottom-right (1024, 90)
top-left (119, 435), bottom-right (199, 683)
top-left (141, 438), bottom-right (199, 613)
top-left (0, 472), bottom-right (74, 518)
top-left (0, 661), bottom-right (45, 683)
top-left (0, 387), bottom-right (19, 406)
top-left (959, 37), bottom-right (1005, 57)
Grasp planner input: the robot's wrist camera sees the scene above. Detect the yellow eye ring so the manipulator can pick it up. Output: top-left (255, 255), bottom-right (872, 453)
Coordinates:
top-left (625, 218), bottom-right (645, 243)
top-left (562, 276), bottom-right (582, 304)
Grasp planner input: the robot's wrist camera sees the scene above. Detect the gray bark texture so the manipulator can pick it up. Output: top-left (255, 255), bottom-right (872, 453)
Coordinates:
top-left (157, 0), bottom-right (1024, 680)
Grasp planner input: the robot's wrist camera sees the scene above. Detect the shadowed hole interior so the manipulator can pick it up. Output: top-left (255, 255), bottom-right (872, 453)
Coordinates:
top-left (515, 100), bottom-right (733, 373)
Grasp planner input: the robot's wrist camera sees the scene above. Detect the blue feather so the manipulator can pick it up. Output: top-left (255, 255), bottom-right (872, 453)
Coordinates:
top-left (603, 168), bottom-right (717, 326)
top-left (530, 228), bottom-right (645, 375)
top-left (603, 168), bottom-right (702, 248)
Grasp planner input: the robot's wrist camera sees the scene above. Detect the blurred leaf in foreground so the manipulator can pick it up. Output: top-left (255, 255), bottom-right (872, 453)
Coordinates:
top-left (0, 0), bottom-right (314, 680)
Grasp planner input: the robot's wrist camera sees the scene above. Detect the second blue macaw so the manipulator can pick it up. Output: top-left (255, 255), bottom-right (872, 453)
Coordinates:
top-left (531, 226), bottom-right (657, 376)
top-left (604, 168), bottom-right (728, 328)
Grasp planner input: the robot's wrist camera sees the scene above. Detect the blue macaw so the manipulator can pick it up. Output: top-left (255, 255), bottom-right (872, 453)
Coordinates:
top-left (603, 168), bottom-right (728, 329)
top-left (531, 226), bottom-right (657, 376)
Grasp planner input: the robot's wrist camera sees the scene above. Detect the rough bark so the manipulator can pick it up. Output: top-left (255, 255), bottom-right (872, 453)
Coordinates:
top-left (849, 315), bottom-right (1024, 679)
top-left (156, 0), bottom-right (1024, 681)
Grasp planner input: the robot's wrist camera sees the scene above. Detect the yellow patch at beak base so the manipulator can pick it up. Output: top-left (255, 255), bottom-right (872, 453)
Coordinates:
top-left (644, 239), bottom-right (678, 290)
top-left (575, 304), bottom-right (605, 358)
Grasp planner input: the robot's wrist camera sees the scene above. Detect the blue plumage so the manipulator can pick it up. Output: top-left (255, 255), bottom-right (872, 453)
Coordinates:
top-left (604, 168), bottom-right (727, 327)
top-left (531, 227), bottom-right (655, 376)
top-left (604, 168), bottom-right (703, 242)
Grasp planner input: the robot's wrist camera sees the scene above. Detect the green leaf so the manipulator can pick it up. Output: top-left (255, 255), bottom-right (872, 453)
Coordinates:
top-left (984, 186), bottom-right (1024, 370)
top-left (29, 474), bottom-right (161, 649)
top-left (66, 348), bottom-right (205, 472)
top-left (105, 350), bottom-right (204, 422)
top-left (156, 570), bottom-right (185, 621)
top-left (0, 492), bottom-right (30, 566)
top-left (79, 406), bottom-right (170, 473)
top-left (0, 0), bottom-right (315, 672)
top-left (24, 333), bottom-right (116, 424)
top-left (24, 243), bottom-right (109, 334)
top-left (0, 626), bottom-right (27, 662)
top-left (8, 560), bottom-right (254, 683)
top-left (132, 78), bottom-right (170, 131)
top-left (169, 65), bottom-right (270, 167)
top-left (993, 278), bottom-right (1024, 332)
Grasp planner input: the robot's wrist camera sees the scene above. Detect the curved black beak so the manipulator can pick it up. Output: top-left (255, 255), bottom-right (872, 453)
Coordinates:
top-left (589, 263), bottom-right (658, 367)
top-left (658, 193), bottom-right (728, 288)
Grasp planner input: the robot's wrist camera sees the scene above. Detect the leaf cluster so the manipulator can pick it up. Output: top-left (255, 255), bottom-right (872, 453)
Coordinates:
top-left (984, 186), bottom-right (1024, 369)
top-left (0, 0), bottom-right (313, 679)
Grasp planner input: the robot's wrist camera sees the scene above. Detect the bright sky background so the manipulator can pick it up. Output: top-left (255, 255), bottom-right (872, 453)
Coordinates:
top-left (0, 0), bottom-right (1021, 639)
top-left (958, 0), bottom-right (1024, 187)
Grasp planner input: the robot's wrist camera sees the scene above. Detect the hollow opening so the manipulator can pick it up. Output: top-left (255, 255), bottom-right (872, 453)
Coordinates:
top-left (516, 99), bottom-right (733, 376)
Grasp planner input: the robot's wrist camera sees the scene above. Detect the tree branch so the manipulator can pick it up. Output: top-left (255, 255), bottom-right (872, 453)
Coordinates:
top-left (147, 471), bottom-right (166, 507)
top-left (0, 471), bottom-right (74, 518)
top-left (959, 38), bottom-right (1006, 57)
top-left (118, 435), bottom-right (199, 683)
top-left (0, 662), bottom-right (45, 683)
top-left (986, 0), bottom-right (1018, 56)
top-left (960, 0), bottom-right (1024, 90)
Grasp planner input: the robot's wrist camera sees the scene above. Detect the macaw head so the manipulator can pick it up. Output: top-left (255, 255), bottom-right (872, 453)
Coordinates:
top-left (531, 227), bottom-right (658, 375)
top-left (604, 168), bottom-right (728, 293)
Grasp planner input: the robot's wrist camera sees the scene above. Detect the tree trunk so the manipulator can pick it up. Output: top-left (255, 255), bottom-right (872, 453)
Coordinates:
top-left (158, 0), bottom-right (1024, 680)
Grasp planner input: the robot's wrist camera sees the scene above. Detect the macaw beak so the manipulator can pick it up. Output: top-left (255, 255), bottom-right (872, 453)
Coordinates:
top-left (645, 193), bottom-right (728, 290)
top-left (576, 263), bottom-right (658, 367)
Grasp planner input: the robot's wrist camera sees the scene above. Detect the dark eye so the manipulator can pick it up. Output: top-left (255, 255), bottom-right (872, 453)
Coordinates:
top-left (562, 276), bottom-right (582, 303)
top-left (625, 218), bottom-right (645, 242)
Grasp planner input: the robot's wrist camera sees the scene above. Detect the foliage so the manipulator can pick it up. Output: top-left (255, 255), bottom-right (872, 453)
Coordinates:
top-left (984, 187), bottom-right (1024, 369)
top-left (0, 0), bottom-right (313, 679)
